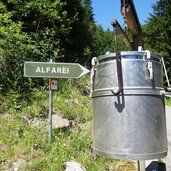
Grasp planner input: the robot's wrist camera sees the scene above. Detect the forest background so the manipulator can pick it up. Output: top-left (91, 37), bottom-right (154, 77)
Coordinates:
top-left (0, 0), bottom-right (170, 96)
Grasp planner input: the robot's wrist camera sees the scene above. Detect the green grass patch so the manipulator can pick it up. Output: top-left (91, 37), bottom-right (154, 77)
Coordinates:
top-left (166, 98), bottom-right (171, 106)
top-left (0, 77), bottom-right (121, 170)
top-left (0, 115), bottom-right (120, 170)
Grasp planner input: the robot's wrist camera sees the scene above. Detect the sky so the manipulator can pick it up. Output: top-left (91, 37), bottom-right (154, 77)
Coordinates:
top-left (92, 0), bottom-right (157, 30)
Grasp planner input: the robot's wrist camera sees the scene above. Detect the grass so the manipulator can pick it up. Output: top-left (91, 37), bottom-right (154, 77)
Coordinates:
top-left (166, 98), bottom-right (171, 106)
top-left (0, 76), bottom-right (123, 171)
top-left (0, 113), bottom-right (119, 171)
top-left (1, 76), bottom-right (170, 170)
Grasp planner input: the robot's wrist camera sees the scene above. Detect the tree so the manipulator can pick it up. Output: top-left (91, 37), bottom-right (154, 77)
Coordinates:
top-left (143, 0), bottom-right (171, 85)
top-left (0, 0), bottom-right (97, 94)
top-left (62, 0), bottom-right (96, 65)
top-left (2, 0), bottom-right (76, 61)
top-left (93, 25), bottom-right (127, 57)
top-left (0, 2), bottom-right (34, 94)
top-left (0, 0), bottom-right (76, 94)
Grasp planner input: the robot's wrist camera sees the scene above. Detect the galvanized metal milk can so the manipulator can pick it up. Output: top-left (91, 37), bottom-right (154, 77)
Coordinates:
top-left (91, 50), bottom-right (168, 160)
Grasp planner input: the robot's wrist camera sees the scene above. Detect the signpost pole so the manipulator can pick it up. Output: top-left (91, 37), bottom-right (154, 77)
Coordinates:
top-left (48, 59), bottom-right (53, 142)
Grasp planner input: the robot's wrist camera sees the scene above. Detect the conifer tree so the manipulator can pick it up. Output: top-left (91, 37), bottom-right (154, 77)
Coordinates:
top-left (143, 0), bottom-right (171, 84)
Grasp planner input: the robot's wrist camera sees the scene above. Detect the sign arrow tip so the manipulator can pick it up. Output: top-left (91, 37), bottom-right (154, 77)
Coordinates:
top-left (78, 65), bottom-right (90, 78)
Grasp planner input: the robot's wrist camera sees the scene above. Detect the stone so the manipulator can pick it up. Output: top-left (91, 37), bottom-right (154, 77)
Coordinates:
top-left (65, 161), bottom-right (86, 171)
top-left (83, 85), bottom-right (91, 96)
top-left (52, 112), bottom-right (70, 129)
top-left (64, 99), bottom-right (79, 105)
top-left (12, 158), bottom-right (27, 171)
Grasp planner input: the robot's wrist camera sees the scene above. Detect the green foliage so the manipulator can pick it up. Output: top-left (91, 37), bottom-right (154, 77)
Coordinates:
top-left (53, 79), bottom-right (91, 122)
top-left (8, 0), bottom-right (72, 61)
top-left (142, 0), bottom-right (171, 86)
top-left (94, 25), bottom-right (127, 56)
top-left (166, 98), bottom-right (171, 106)
top-left (0, 95), bottom-right (9, 114)
top-left (0, 0), bottom-right (95, 95)
top-left (0, 2), bottom-right (37, 94)
top-left (62, 0), bottom-right (96, 64)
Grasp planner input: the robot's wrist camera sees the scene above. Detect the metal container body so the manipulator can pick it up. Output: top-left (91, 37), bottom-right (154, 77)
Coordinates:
top-left (92, 51), bottom-right (167, 160)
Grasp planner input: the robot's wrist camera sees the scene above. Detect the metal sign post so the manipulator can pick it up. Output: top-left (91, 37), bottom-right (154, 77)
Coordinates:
top-left (48, 59), bottom-right (53, 142)
top-left (48, 78), bottom-right (53, 141)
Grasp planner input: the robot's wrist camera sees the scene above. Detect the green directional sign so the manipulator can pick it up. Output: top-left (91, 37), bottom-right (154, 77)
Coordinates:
top-left (24, 62), bottom-right (90, 78)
